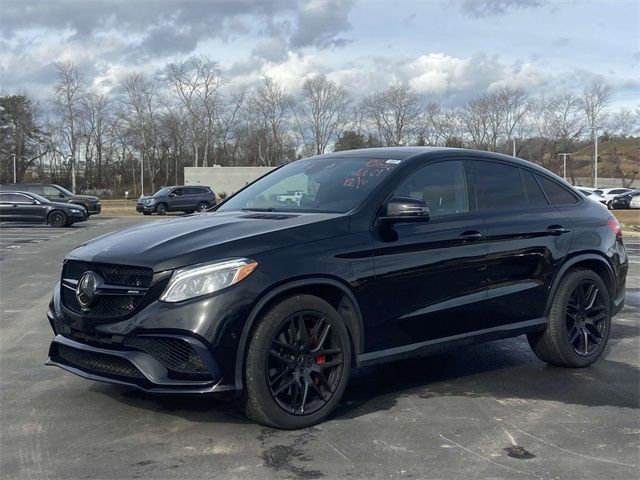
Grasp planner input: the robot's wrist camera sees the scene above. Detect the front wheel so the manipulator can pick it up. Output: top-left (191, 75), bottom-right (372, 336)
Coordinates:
top-left (241, 295), bottom-right (352, 429)
top-left (48, 210), bottom-right (68, 228)
top-left (156, 203), bottom-right (167, 215)
top-left (528, 269), bottom-right (611, 367)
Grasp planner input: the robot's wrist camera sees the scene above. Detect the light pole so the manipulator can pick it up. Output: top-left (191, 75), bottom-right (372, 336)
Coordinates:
top-left (558, 153), bottom-right (572, 181)
top-left (11, 153), bottom-right (16, 183)
top-left (512, 138), bottom-right (516, 157)
top-left (594, 130), bottom-right (599, 189)
top-left (140, 156), bottom-right (145, 196)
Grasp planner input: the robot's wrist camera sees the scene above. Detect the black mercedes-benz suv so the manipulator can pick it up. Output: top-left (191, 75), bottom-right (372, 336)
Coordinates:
top-left (46, 147), bottom-right (628, 429)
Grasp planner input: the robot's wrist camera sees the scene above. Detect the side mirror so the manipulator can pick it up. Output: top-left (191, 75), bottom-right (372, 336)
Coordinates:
top-left (168, 193), bottom-right (176, 198)
top-left (381, 196), bottom-right (430, 224)
top-left (32, 200), bottom-right (38, 205)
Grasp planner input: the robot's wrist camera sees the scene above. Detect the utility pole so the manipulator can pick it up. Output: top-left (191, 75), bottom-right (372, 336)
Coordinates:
top-left (558, 153), bottom-right (572, 181)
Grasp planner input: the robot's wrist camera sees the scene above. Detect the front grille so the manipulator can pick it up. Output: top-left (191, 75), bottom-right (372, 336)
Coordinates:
top-left (61, 260), bottom-right (154, 318)
top-left (123, 337), bottom-right (209, 377)
top-left (65, 261), bottom-right (153, 288)
top-left (56, 344), bottom-right (144, 379)
top-left (62, 287), bottom-right (141, 317)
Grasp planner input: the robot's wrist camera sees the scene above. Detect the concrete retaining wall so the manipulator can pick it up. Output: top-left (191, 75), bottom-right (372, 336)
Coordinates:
top-left (184, 167), bottom-right (276, 196)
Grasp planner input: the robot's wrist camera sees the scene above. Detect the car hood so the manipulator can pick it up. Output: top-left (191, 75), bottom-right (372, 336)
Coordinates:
top-left (137, 195), bottom-right (155, 202)
top-left (66, 210), bottom-right (349, 271)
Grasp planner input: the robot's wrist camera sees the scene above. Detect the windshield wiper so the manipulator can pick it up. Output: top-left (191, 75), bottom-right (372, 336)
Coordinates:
top-left (241, 207), bottom-right (279, 212)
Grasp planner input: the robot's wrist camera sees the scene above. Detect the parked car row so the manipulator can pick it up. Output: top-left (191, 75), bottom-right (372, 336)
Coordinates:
top-left (0, 191), bottom-right (88, 227)
top-left (137, 186), bottom-right (216, 215)
top-left (0, 183), bottom-right (101, 215)
top-left (574, 186), bottom-right (640, 209)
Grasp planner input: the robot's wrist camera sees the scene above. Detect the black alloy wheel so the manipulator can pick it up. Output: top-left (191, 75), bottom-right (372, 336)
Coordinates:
top-left (48, 210), bottom-right (67, 227)
top-left (267, 310), bottom-right (344, 416)
top-left (528, 268), bottom-right (611, 367)
top-left (198, 202), bottom-right (209, 212)
top-left (241, 294), bottom-right (352, 429)
top-left (565, 280), bottom-right (608, 356)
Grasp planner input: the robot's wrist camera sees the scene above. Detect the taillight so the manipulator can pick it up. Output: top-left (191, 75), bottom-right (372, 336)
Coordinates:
top-left (607, 217), bottom-right (622, 238)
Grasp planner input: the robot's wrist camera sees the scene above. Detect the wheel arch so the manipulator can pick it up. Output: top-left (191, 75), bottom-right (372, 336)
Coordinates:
top-left (545, 253), bottom-right (615, 317)
top-left (47, 208), bottom-right (67, 225)
top-left (233, 277), bottom-right (364, 392)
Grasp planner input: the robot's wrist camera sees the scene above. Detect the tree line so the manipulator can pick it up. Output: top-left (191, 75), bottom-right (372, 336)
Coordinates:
top-left (1, 56), bottom-right (638, 196)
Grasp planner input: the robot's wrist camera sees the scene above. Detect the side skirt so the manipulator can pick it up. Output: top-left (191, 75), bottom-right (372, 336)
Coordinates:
top-left (357, 318), bottom-right (547, 367)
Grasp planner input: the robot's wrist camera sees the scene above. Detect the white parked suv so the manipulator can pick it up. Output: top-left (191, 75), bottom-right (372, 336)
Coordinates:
top-left (593, 188), bottom-right (633, 208)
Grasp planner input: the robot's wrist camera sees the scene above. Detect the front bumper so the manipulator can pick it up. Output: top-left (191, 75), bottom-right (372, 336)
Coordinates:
top-left (45, 278), bottom-right (246, 394)
top-left (136, 204), bottom-right (155, 212)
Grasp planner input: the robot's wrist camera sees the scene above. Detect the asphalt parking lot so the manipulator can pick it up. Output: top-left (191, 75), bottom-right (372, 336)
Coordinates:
top-left (1, 217), bottom-right (638, 480)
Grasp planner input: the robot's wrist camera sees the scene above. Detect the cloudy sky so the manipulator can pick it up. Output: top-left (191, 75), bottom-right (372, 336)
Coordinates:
top-left (1, 0), bottom-right (638, 108)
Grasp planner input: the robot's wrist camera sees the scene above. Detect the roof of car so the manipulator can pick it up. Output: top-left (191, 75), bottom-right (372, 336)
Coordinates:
top-left (318, 146), bottom-right (551, 174)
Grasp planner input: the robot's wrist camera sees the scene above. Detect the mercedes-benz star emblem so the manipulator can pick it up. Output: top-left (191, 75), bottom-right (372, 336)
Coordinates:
top-left (76, 271), bottom-right (101, 308)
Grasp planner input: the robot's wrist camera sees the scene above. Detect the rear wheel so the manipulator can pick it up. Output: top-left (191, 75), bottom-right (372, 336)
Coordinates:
top-left (241, 295), bottom-right (352, 429)
top-left (528, 269), bottom-right (611, 367)
top-left (197, 202), bottom-right (210, 212)
top-left (48, 210), bottom-right (68, 228)
top-left (156, 203), bottom-right (167, 215)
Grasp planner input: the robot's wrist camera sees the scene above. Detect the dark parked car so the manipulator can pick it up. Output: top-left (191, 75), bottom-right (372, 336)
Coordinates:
top-left (136, 186), bottom-right (216, 215)
top-left (610, 189), bottom-right (640, 209)
top-left (46, 147), bottom-right (628, 429)
top-left (0, 191), bottom-right (87, 227)
top-left (0, 183), bottom-right (101, 215)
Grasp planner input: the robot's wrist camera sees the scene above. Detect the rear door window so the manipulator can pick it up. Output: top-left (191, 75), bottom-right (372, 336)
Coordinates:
top-left (473, 162), bottom-right (528, 210)
top-left (535, 175), bottom-right (579, 205)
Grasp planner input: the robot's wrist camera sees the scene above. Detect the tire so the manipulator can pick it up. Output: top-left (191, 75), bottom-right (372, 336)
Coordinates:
top-left (241, 294), bottom-right (352, 429)
top-left (527, 268), bottom-right (611, 368)
top-left (142, 212), bottom-right (151, 216)
top-left (197, 202), bottom-right (210, 212)
top-left (607, 201), bottom-right (613, 210)
top-left (156, 203), bottom-right (167, 215)
top-left (48, 210), bottom-right (68, 228)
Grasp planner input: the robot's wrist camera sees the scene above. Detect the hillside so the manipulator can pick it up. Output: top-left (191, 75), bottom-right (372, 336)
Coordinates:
top-left (569, 137), bottom-right (639, 185)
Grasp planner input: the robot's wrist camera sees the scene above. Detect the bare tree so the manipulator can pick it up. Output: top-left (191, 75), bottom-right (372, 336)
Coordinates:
top-left (581, 81), bottom-right (612, 182)
top-left (246, 78), bottom-right (294, 166)
top-left (80, 91), bottom-right (111, 189)
top-left (496, 85), bottom-right (529, 152)
top-left (167, 56), bottom-right (225, 167)
top-left (363, 83), bottom-right (421, 146)
top-left (609, 108), bottom-right (638, 138)
top-left (52, 61), bottom-right (85, 192)
top-left (292, 75), bottom-right (350, 155)
top-left (122, 73), bottom-right (161, 194)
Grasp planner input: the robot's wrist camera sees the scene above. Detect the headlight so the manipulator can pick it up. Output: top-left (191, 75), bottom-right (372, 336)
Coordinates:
top-left (70, 208), bottom-right (81, 213)
top-left (143, 199), bottom-right (155, 205)
top-left (160, 258), bottom-right (258, 303)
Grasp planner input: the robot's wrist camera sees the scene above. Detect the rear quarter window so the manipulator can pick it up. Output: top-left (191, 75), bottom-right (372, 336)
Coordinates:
top-left (535, 175), bottom-right (579, 205)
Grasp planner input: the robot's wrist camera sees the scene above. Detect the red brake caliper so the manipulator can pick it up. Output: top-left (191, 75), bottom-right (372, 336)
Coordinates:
top-left (311, 332), bottom-right (325, 384)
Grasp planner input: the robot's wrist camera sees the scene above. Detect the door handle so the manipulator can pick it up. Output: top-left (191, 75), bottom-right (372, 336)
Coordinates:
top-left (547, 225), bottom-right (569, 236)
top-left (459, 230), bottom-right (482, 242)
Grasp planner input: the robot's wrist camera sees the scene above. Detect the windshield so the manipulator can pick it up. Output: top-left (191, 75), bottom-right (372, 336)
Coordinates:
top-left (29, 192), bottom-right (51, 203)
top-left (54, 185), bottom-right (74, 196)
top-left (218, 157), bottom-right (402, 213)
top-left (153, 187), bottom-right (172, 197)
